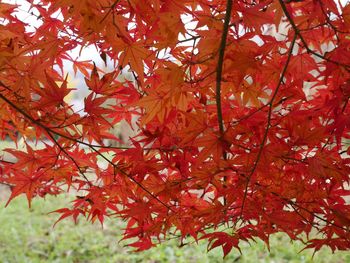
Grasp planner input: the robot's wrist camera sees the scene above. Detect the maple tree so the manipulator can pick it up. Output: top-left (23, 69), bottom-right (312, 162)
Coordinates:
top-left (1, 0), bottom-right (350, 256)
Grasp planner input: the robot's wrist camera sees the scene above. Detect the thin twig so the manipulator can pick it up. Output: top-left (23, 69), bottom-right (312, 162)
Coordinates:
top-left (278, 0), bottom-right (350, 70)
top-left (0, 88), bottom-right (174, 212)
top-left (239, 33), bottom-right (297, 219)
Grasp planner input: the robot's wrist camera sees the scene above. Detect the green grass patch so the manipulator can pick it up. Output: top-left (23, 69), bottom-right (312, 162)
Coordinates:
top-left (0, 195), bottom-right (349, 262)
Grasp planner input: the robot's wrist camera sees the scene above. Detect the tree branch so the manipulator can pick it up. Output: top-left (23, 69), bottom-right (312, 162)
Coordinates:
top-left (216, 0), bottom-right (233, 137)
top-left (0, 87), bottom-right (174, 212)
top-left (278, 0), bottom-right (350, 70)
top-left (239, 33), bottom-right (297, 219)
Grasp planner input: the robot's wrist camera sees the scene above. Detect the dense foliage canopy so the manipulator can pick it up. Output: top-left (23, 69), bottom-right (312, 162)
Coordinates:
top-left (1, 0), bottom-right (350, 256)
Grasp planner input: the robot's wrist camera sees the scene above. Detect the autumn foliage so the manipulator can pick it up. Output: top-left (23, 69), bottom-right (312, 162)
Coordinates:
top-left (1, 0), bottom-right (350, 256)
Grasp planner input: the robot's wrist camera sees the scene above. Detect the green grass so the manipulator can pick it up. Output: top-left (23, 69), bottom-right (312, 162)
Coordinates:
top-left (1, 140), bottom-right (349, 262)
top-left (0, 195), bottom-right (349, 263)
